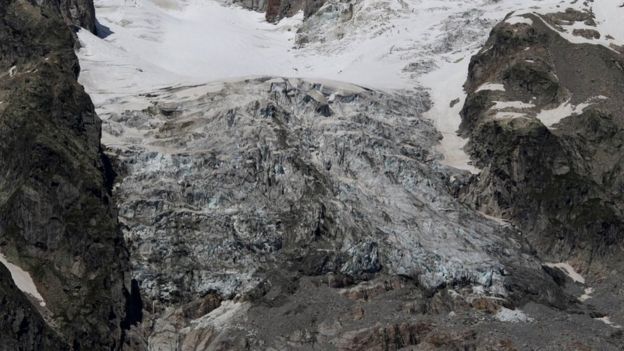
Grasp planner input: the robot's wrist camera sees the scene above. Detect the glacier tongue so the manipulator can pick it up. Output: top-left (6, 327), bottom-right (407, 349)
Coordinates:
top-left (103, 77), bottom-right (521, 302)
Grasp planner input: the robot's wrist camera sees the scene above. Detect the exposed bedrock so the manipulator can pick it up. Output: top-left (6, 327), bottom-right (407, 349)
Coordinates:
top-left (233, 0), bottom-right (327, 22)
top-left (0, 265), bottom-right (68, 350)
top-left (459, 11), bottom-right (624, 266)
top-left (0, 0), bottom-right (132, 349)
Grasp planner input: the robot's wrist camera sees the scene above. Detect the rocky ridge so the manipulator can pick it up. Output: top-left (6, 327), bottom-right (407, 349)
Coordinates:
top-left (460, 6), bottom-right (624, 284)
top-left (458, 5), bottom-right (624, 343)
top-left (0, 0), bottom-right (133, 349)
top-left (233, 0), bottom-right (327, 22)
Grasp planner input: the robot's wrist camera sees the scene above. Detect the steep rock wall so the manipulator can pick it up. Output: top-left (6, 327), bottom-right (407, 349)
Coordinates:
top-left (459, 10), bottom-right (624, 265)
top-left (0, 0), bottom-right (130, 349)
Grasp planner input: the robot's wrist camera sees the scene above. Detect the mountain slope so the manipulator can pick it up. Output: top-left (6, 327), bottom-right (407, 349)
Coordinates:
top-left (1, 0), bottom-right (623, 349)
top-left (0, 0), bottom-right (133, 348)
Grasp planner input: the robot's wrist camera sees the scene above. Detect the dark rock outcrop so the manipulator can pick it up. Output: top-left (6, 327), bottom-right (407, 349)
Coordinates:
top-left (0, 0), bottom-right (129, 349)
top-left (234, 0), bottom-right (327, 23)
top-left (55, 0), bottom-right (97, 33)
top-left (459, 11), bottom-right (624, 265)
top-left (0, 265), bottom-right (68, 350)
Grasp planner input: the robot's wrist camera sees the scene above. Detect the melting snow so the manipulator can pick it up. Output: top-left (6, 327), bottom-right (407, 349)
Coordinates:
top-left (476, 83), bottom-right (506, 92)
top-left (492, 100), bottom-right (535, 109)
top-left (505, 15), bottom-right (533, 26)
top-left (595, 316), bottom-right (623, 329)
top-left (544, 262), bottom-right (585, 284)
top-left (496, 307), bottom-right (534, 323)
top-left (579, 287), bottom-right (594, 302)
top-left (0, 253), bottom-right (46, 307)
top-left (529, 0), bottom-right (624, 53)
top-left (536, 96), bottom-right (607, 128)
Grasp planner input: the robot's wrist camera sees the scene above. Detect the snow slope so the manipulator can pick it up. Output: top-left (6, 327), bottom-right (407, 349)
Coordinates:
top-left (77, 0), bottom-right (620, 172)
top-left (0, 253), bottom-right (46, 307)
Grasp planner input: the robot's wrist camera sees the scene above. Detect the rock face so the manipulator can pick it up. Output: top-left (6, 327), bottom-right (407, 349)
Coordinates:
top-left (55, 0), bottom-right (97, 33)
top-left (0, 0), bottom-right (130, 349)
top-left (0, 265), bottom-right (67, 350)
top-left (234, 0), bottom-right (326, 22)
top-left (459, 9), bottom-right (624, 264)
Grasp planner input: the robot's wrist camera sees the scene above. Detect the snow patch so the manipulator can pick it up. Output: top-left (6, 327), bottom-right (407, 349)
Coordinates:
top-left (536, 96), bottom-right (607, 128)
top-left (595, 316), bottom-right (623, 329)
top-left (544, 262), bottom-right (585, 284)
top-left (530, 1), bottom-right (624, 53)
top-left (492, 100), bottom-right (535, 109)
top-left (421, 57), bottom-right (479, 174)
top-left (579, 287), bottom-right (593, 302)
top-left (496, 307), bottom-right (533, 323)
top-left (593, 0), bottom-right (624, 44)
top-left (505, 16), bottom-right (533, 26)
top-left (0, 253), bottom-right (46, 307)
top-left (476, 83), bottom-right (505, 92)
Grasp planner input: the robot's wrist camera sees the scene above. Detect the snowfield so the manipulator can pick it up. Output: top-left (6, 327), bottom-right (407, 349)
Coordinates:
top-left (0, 253), bottom-right (46, 307)
top-left (77, 0), bottom-right (624, 172)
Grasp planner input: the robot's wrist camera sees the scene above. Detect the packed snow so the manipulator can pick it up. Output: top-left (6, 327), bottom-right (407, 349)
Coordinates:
top-left (0, 253), bottom-right (46, 307)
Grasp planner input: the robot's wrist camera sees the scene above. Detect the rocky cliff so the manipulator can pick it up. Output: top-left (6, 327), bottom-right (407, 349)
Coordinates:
top-left (459, 8), bottom-right (624, 269)
top-left (56, 0), bottom-right (97, 33)
top-left (234, 0), bottom-right (326, 22)
top-left (0, 265), bottom-right (68, 351)
top-left (0, 0), bottom-right (131, 349)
